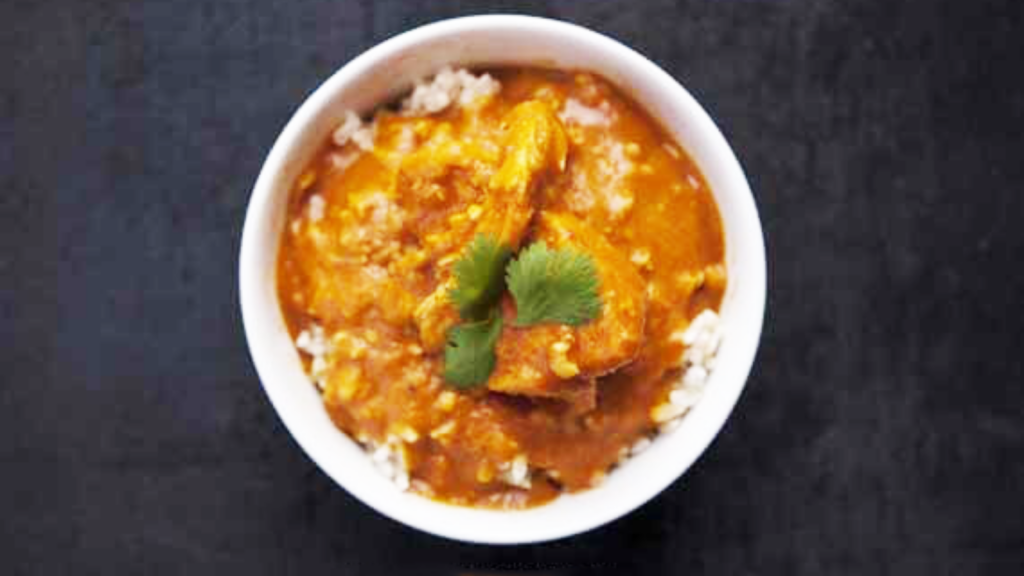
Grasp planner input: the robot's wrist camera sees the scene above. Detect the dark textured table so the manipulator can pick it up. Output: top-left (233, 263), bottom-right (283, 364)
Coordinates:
top-left (4, 0), bottom-right (1022, 574)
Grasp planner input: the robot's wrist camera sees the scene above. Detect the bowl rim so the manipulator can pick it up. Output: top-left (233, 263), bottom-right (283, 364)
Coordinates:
top-left (239, 14), bottom-right (766, 544)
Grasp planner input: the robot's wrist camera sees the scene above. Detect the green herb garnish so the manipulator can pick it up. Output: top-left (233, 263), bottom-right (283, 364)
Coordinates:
top-left (441, 237), bottom-right (602, 388)
top-left (448, 234), bottom-right (512, 320)
top-left (443, 314), bottom-right (504, 389)
top-left (506, 242), bottom-right (602, 327)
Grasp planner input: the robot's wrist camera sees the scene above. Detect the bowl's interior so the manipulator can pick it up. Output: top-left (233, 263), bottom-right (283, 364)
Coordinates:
top-left (240, 15), bottom-right (765, 544)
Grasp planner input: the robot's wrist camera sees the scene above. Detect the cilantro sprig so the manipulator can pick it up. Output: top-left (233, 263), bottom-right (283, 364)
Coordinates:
top-left (448, 234), bottom-right (512, 320)
top-left (442, 236), bottom-right (602, 388)
top-left (506, 242), bottom-right (602, 327)
top-left (443, 314), bottom-right (504, 388)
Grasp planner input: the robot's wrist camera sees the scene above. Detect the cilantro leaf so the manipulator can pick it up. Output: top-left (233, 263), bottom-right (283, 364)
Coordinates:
top-left (448, 234), bottom-right (512, 320)
top-left (443, 314), bottom-right (504, 388)
top-left (507, 242), bottom-right (602, 327)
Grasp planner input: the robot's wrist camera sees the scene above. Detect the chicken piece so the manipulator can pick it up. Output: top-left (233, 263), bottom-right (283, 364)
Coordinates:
top-left (486, 213), bottom-right (647, 412)
top-left (477, 100), bottom-right (569, 245)
top-left (415, 101), bottom-right (569, 351)
top-left (486, 313), bottom-right (599, 414)
top-left (537, 213), bottom-right (647, 372)
top-left (413, 285), bottom-right (461, 354)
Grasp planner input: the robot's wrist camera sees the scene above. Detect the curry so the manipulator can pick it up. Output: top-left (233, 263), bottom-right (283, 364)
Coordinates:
top-left (277, 67), bottom-right (727, 508)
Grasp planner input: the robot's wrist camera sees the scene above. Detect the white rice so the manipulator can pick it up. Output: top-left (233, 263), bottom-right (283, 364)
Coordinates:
top-left (652, 309), bottom-right (723, 426)
top-left (659, 416), bottom-right (684, 435)
top-left (295, 324), bottom-right (332, 390)
top-left (323, 67), bottom-right (498, 188)
top-left (329, 151), bottom-right (359, 171)
top-left (307, 194), bottom-right (326, 222)
top-left (679, 309), bottom-right (724, 368)
top-left (331, 111), bottom-right (361, 146)
top-left (630, 437), bottom-right (652, 456)
top-left (350, 123), bottom-right (375, 151)
top-left (295, 324), bottom-right (330, 357)
top-left (366, 436), bottom-right (411, 491)
top-left (559, 97), bottom-right (611, 127)
top-left (401, 67), bottom-right (500, 115)
top-left (497, 455), bottom-right (531, 489)
top-left (331, 110), bottom-right (375, 151)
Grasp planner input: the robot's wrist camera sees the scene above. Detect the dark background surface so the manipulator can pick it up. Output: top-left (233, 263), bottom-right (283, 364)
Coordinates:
top-left (3, 0), bottom-right (1023, 574)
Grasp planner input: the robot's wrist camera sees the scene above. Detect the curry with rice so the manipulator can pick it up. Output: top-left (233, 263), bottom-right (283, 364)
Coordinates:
top-left (277, 67), bottom-right (727, 508)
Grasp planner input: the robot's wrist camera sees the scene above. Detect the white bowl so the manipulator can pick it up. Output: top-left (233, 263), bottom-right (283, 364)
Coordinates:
top-left (239, 15), bottom-right (766, 544)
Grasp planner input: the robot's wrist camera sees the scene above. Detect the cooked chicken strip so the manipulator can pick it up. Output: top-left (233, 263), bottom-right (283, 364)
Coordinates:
top-left (415, 100), bottom-right (568, 351)
top-left (486, 212), bottom-right (647, 412)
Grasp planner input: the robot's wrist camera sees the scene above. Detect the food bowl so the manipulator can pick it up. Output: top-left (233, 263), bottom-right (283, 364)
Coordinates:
top-left (239, 15), bottom-right (765, 544)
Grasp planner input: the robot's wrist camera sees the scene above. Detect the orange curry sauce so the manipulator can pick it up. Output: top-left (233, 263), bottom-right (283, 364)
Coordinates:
top-left (277, 68), bottom-right (726, 508)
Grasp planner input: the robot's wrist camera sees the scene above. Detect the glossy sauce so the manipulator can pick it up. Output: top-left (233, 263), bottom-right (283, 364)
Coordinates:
top-left (277, 68), bottom-right (726, 508)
